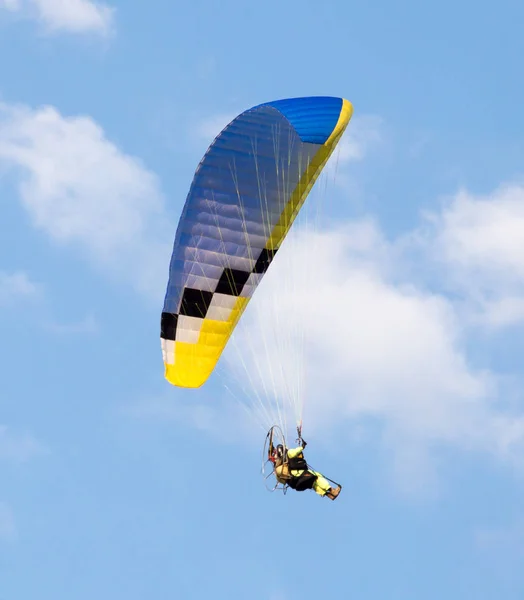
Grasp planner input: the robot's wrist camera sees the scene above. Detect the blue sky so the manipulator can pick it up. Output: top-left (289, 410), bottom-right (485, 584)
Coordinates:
top-left (1, 0), bottom-right (524, 598)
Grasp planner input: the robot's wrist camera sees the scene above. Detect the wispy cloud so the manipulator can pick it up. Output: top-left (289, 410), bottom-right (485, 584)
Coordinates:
top-left (0, 101), bottom-right (172, 299)
top-left (1, 0), bottom-right (115, 35)
top-left (475, 517), bottom-right (524, 585)
top-left (268, 591), bottom-right (289, 600)
top-left (322, 114), bottom-right (383, 189)
top-left (337, 114), bottom-right (383, 163)
top-left (476, 518), bottom-right (524, 554)
top-left (477, 297), bottom-right (524, 328)
top-left (0, 0), bottom-right (20, 11)
top-left (0, 503), bottom-right (16, 541)
top-left (0, 425), bottom-right (47, 462)
top-left (43, 313), bottom-right (98, 334)
top-left (0, 270), bottom-right (40, 305)
top-left (124, 394), bottom-right (255, 444)
top-left (193, 112), bottom-right (236, 142)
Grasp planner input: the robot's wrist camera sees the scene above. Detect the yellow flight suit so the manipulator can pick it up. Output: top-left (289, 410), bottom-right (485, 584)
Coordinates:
top-left (274, 446), bottom-right (332, 496)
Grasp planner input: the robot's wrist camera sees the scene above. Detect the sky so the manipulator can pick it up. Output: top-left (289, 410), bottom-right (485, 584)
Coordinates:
top-left (1, 0), bottom-right (524, 598)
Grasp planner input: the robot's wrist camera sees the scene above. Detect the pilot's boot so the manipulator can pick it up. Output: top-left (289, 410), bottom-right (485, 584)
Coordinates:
top-left (326, 485), bottom-right (341, 500)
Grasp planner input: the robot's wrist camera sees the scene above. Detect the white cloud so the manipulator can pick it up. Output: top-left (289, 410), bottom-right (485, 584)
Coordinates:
top-left (222, 220), bottom-right (524, 484)
top-left (0, 270), bottom-right (40, 305)
top-left (1, 0), bottom-right (114, 35)
top-left (433, 184), bottom-right (524, 281)
top-left (423, 182), bottom-right (524, 328)
top-left (0, 101), bottom-right (172, 298)
top-left (0, 425), bottom-right (47, 462)
top-left (0, 503), bottom-right (16, 541)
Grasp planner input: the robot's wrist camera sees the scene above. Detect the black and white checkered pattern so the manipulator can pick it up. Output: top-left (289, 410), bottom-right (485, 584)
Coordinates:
top-left (161, 247), bottom-right (278, 342)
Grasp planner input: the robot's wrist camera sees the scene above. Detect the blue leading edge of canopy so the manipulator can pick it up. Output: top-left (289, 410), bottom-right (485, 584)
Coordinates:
top-left (254, 96), bottom-right (343, 145)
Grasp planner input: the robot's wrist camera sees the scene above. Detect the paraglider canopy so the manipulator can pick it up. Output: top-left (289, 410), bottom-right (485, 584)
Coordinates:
top-left (160, 96), bottom-right (353, 389)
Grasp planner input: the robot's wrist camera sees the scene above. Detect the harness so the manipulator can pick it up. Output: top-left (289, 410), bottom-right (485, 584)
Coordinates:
top-left (286, 451), bottom-right (308, 472)
top-left (282, 449), bottom-right (317, 491)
